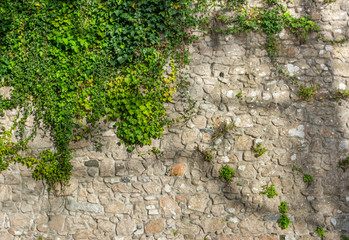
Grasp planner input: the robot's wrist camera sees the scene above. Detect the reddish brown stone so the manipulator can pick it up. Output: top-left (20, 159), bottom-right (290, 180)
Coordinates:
top-left (37, 224), bottom-right (48, 232)
top-left (176, 195), bottom-right (186, 203)
top-left (145, 219), bottom-right (164, 234)
top-left (171, 164), bottom-right (187, 176)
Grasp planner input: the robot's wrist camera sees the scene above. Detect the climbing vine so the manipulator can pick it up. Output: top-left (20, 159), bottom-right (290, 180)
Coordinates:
top-left (0, 0), bottom-right (208, 190)
top-left (214, 0), bottom-right (319, 60)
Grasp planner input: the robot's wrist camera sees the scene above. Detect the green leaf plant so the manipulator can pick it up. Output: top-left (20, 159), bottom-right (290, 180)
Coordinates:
top-left (0, 0), bottom-right (209, 191)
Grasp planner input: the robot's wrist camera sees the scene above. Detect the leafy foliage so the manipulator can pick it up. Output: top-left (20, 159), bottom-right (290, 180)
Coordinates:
top-left (196, 145), bottom-right (214, 162)
top-left (213, 120), bottom-right (236, 139)
top-left (278, 202), bottom-right (288, 214)
top-left (315, 226), bottom-right (326, 237)
top-left (298, 85), bottom-right (318, 101)
top-left (260, 183), bottom-right (278, 198)
top-left (341, 234), bottom-right (349, 240)
top-left (214, 0), bottom-right (319, 60)
top-left (219, 165), bottom-right (235, 181)
top-left (277, 202), bottom-right (290, 229)
top-left (277, 214), bottom-right (291, 229)
top-left (253, 143), bottom-right (267, 157)
top-left (303, 174), bottom-right (313, 183)
top-left (338, 157), bottom-right (349, 171)
top-left (0, 0), bottom-right (208, 190)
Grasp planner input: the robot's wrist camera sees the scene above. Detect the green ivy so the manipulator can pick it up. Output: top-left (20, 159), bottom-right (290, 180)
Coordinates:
top-left (0, 0), bottom-right (208, 190)
top-left (215, 0), bottom-right (319, 60)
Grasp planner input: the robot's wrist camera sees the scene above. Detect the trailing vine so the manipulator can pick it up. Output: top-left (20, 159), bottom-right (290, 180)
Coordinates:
top-left (214, 0), bottom-right (319, 60)
top-left (0, 0), bottom-right (208, 190)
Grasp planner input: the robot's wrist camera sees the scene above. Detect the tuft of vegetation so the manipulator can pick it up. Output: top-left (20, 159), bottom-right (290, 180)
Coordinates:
top-left (303, 174), bottom-right (313, 183)
top-left (236, 91), bottom-right (243, 99)
top-left (196, 145), bottom-right (214, 162)
top-left (315, 226), bottom-right (326, 237)
top-left (341, 235), bottom-right (349, 240)
top-left (260, 184), bottom-right (278, 198)
top-left (253, 143), bottom-right (267, 157)
top-left (292, 165), bottom-right (303, 173)
top-left (330, 89), bottom-right (349, 101)
top-left (277, 202), bottom-right (290, 229)
top-left (278, 202), bottom-right (288, 214)
top-left (297, 85), bottom-right (318, 101)
top-left (277, 214), bottom-right (291, 229)
top-left (338, 157), bottom-right (349, 172)
top-left (213, 120), bottom-right (236, 139)
top-left (219, 165), bottom-right (235, 182)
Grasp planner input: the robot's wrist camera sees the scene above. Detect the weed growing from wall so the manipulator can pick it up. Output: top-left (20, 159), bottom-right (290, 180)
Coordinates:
top-left (277, 201), bottom-right (291, 229)
top-left (219, 165), bottom-right (235, 181)
top-left (259, 183), bottom-right (278, 198)
top-left (315, 226), bottom-right (326, 237)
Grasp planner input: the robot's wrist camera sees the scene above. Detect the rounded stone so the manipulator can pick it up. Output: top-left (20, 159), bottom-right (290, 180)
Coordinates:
top-left (171, 164), bottom-right (187, 176)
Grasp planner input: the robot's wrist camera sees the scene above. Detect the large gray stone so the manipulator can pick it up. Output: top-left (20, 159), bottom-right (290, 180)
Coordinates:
top-left (331, 215), bottom-right (349, 231)
top-left (66, 197), bottom-right (104, 213)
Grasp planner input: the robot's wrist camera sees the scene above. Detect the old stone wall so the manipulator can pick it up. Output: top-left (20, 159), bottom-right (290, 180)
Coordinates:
top-left (1, 0), bottom-right (349, 239)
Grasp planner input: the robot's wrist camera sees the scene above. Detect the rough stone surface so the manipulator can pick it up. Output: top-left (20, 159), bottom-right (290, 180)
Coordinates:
top-left (116, 218), bottom-right (136, 236)
top-left (104, 201), bottom-right (124, 214)
top-left (159, 196), bottom-right (181, 216)
top-left (66, 197), bottom-right (104, 213)
top-left (200, 218), bottom-right (225, 233)
top-left (48, 215), bottom-right (65, 232)
top-left (145, 219), bottom-right (164, 234)
top-left (188, 194), bottom-right (208, 212)
top-left (171, 164), bottom-right (187, 176)
top-left (0, 185), bottom-right (11, 201)
top-left (0, 2), bottom-right (348, 239)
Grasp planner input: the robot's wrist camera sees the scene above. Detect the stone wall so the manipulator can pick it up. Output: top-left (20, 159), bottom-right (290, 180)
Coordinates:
top-left (1, 0), bottom-right (349, 239)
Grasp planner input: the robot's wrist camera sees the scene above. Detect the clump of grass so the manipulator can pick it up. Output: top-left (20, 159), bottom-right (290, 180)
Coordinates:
top-left (297, 85), bottom-right (318, 101)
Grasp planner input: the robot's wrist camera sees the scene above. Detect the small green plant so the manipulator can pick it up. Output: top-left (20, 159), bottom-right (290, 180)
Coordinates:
top-left (265, 0), bottom-right (278, 5)
top-left (331, 89), bottom-right (349, 101)
top-left (259, 184), bottom-right (278, 198)
top-left (173, 231), bottom-right (178, 236)
top-left (277, 214), bottom-right (291, 229)
top-left (278, 202), bottom-right (288, 214)
top-left (324, 0), bottom-right (335, 3)
top-left (303, 174), bottom-right (313, 183)
top-left (196, 145), bottom-right (214, 162)
top-left (341, 234), bottom-right (349, 240)
top-left (277, 201), bottom-right (290, 229)
top-left (236, 91), bottom-right (243, 99)
top-left (338, 157), bottom-right (349, 171)
top-left (219, 165), bottom-right (235, 182)
top-left (213, 120), bottom-right (236, 139)
top-left (292, 165), bottom-right (303, 173)
top-left (298, 85), bottom-right (318, 101)
top-left (253, 143), bottom-right (267, 157)
top-left (315, 226), bottom-right (325, 237)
